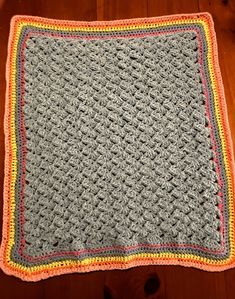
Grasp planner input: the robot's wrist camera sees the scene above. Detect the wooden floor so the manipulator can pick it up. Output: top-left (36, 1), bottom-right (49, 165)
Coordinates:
top-left (0, 0), bottom-right (235, 298)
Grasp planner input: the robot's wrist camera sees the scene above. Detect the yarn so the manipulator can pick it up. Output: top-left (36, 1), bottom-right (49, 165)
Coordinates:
top-left (23, 32), bottom-right (220, 257)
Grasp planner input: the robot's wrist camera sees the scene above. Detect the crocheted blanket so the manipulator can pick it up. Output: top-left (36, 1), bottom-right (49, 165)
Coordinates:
top-left (1, 13), bottom-right (235, 281)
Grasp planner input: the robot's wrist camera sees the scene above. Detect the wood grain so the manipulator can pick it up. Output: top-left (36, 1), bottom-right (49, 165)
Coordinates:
top-left (0, 0), bottom-right (235, 298)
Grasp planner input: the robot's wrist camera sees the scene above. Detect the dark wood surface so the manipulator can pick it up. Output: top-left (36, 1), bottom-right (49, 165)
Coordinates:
top-left (0, 0), bottom-right (235, 298)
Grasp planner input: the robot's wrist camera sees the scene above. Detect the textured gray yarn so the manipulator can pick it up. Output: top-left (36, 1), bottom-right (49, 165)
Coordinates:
top-left (23, 31), bottom-right (221, 257)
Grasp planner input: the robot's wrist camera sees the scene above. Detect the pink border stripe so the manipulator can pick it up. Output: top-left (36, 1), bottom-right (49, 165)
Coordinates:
top-left (17, 27), bottom-right (225, 263)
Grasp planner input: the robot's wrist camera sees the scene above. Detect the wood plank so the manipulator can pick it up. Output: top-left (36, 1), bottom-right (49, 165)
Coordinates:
top-left (97, 0), bottom-right (148, 20)
top-left (147, 0), bottom-right (199, 16)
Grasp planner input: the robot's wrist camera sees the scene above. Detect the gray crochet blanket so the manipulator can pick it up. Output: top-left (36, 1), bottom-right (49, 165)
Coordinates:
top-left (23, 32), bottom-right (220, 258)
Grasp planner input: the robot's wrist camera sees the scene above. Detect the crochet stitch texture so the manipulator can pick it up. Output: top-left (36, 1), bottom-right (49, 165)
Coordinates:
top-left (1, 13), bottom-right (235, 281)
top-left (24, 33), bottom-right (220, 256)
